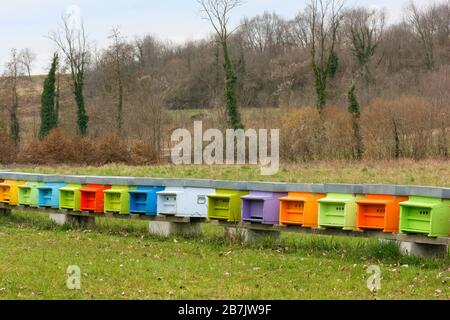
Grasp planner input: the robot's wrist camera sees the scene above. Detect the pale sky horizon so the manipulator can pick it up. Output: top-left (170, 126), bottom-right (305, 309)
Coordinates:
top-left (0, 0), bottom-right (434, 75)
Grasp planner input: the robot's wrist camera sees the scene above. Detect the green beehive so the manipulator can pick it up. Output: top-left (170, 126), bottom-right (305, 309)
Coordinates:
top-left (400, 196), bottom-right (450, 238)
top-left (18, 182), bottom-right (44, 207)
top-left (59, 183), bottom-right (83, 211)
top-left (103, 186), bottom-right (135, 215)
top-left (318, 193), bottom-right (364, 230)
top-left (207, 189), bottom-right (249, 222)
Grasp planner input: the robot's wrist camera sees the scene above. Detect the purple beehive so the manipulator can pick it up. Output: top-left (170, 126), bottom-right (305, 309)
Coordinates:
top-left (241, 191), bottom-right (288, 225)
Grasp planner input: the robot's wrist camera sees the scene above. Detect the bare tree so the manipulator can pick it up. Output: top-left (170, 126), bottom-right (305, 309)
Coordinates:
top-left (297, 0), bottom-right (345, 111)
top-left (434, 2), bottom-right (450, 46)
top-left (49, 12), bottom-right (89, 136)
top-left (240, 12), bottom-right (289, 53)
top-left (2, 49), bottom-right (24, 144)
top-left (345, 7), bottom-right (385, 83)
top-left (407, 1), bottom-right (438, 70)
top-left (290, 13), bottom-right (312, 48)
top-left (134, 35), bottom-right (163, 71)
top-left (132, 76), bottom-right (169, 159)
top-left (198, 0), bottom-right (244, 129)
top-left (19, 48), bottom-right (36, 80)
top-left (108, 27), bottom-right (128, 136)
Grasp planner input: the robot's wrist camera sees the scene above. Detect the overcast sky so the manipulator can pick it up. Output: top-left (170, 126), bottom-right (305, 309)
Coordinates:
top-left (0, 0), bottom-right (433, 74)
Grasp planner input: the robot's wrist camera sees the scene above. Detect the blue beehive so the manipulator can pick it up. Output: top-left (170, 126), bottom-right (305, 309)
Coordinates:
top-left (129, 186), bottom-right (165, 215)
top-left (38, 182), bottom-right (67, 208)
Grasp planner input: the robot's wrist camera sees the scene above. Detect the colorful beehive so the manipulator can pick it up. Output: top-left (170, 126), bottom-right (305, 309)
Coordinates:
top-left (279, 192), bottom-right (326, 228)
top-left (356, 194), bottom-right (408, 233)
top-left (129, 186), bottom-right (165, 215)
top-left (318, 193), bottom-right (363, 230)
top-left (207, 189), bottom-right (249, 222)
top-left (59, 183), bottom-right (83, 211)
top-left (80, 184), bottom-right (111, 213)
top-left (399, 196), bottom-right (450, 238)
top-left (241, 191), bottom-right (287, 225)
top-left (38, 182), bottom-right (67, 208)
top-left (103, 186), bottom-right (135, 215)
top-left (18, 182), bottom-right (44, 207)
top-left (157, 187), bottom-right (215, 218)
top-left (0, 180), bottom-right (25, 205)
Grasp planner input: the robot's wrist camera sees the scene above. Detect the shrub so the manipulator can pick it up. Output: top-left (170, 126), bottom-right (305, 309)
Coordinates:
top-left (0, 129), bottom-right (18, 164)
top-left (280, 106), bottom-right (323, 161)
top-left (323, 106), bottom-right (354, 160)
top-left (93, 133), bottom-right (130, 165)
top-left (362, 96), bottom-right (433, 160)
top-left (129, 140), bottom-right (158, 165)
top-left (38, 129), bottom-right (78, 164)
top-left (18, 129), bottom-right (76, 165)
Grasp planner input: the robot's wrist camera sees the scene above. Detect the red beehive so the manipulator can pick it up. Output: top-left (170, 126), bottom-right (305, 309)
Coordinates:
top-left (80, 184), bottom-right (111, 213)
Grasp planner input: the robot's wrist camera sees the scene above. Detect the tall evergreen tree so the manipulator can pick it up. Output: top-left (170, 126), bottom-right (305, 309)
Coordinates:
top-left (198, 0), bottom-right (244, 130)
top-left (39, 53), bottom-right (59, 139)
top-left (328, 50), bottom-right (339, 78)
top-left (223, 41), bottom-right (243, 129)
top-left (50, 14), bottom-right (89, 136)
top-left (347, 82), bottom-right (364, 160)
top-left (5, 49), bottom-right (22, 145)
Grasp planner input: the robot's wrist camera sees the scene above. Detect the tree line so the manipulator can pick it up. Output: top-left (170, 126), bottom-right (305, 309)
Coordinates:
top-left (0, 0), bottom-right (449, 162)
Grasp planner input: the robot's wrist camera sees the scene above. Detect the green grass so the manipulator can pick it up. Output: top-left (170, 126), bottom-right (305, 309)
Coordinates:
top-left (0, 162), bottom-right (449, 300)
top-left (0, 211), bottom-right (448, 300)
top-left (4, 159), bottom-right (450, 187)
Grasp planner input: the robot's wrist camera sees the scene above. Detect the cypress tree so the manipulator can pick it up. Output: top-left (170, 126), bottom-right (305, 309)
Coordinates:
top-left (348, 82), bottom-right (364, 160)
top-left (222, 40), bottom-right (243, 129)
top-left (39, 53), bottom-right (59, 139)
top-left (328, 50), bottom-right (339, 78)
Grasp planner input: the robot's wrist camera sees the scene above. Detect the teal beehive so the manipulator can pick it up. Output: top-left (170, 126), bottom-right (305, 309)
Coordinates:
top-left (38, 182), bottom-right (67, 208)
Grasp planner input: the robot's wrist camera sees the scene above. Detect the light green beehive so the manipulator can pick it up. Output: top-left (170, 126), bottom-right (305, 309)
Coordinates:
top-left (207, 189), bottom-right (249, 222)
top-left (400, 196), bottom-right (450, 238)
top-left (104, 186), bottom-right (136, 215)
top-left (318, 193), bottom-right (364, 231)
top-left (18, 182), bottom-right (44, 207)
top-left (59, 183), bottom-right (83, 211)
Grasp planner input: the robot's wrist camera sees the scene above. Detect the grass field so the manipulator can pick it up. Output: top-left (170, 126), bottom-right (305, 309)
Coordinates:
top-left (0, 211), bottom-right (448, 300)
top-left (0, 162), bottom-right (449, 300)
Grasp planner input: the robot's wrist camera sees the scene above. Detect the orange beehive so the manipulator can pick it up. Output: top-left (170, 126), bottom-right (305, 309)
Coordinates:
top-left (356, 194), bottom-right (408, 233)
top-left (279, 192), bottom-right (326, 228)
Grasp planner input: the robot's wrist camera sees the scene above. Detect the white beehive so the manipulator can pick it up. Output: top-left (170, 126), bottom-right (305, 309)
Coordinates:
top-left (157, 187), bottom-right (216, 218)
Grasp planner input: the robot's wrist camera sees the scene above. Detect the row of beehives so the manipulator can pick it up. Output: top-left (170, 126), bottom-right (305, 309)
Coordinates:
top-left (0, 179), bottom-right (449, 238)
